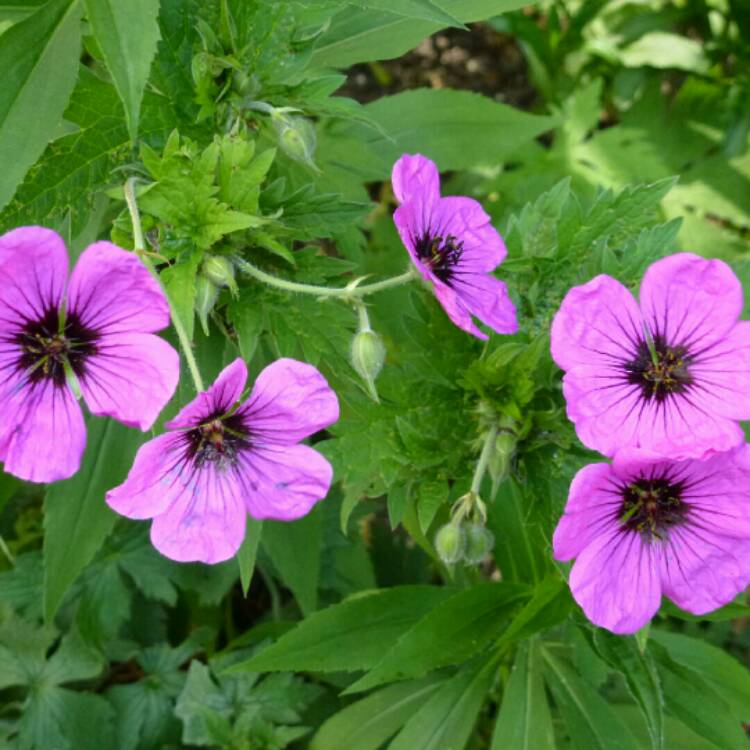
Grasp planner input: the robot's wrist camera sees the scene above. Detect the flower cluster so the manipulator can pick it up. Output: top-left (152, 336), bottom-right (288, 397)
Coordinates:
top-left (551, 254), bottom-right (750, 633)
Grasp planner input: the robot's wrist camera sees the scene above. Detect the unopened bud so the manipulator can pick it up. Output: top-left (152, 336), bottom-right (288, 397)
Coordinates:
top-left (351, 328), bottom-right (386, 402)
top-left (202, 255), bottom-right (237, 294)
top-left (435, 523), bottom-right (465, 565)
top-left (273, 114), bottom-right (319, 171)
top-left (488, 430), bottom-right (517, 483)
top-left (195, 275), bottom-right (220, 336)
top-left (463, 522), bottom-right (495, 564)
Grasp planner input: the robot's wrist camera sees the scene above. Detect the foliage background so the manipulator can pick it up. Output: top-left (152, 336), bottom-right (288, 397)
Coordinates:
top-left (0, 1), bottom-right (749, 748)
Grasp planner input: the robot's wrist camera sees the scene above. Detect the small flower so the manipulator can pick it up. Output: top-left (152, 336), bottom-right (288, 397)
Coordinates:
top-left (106, 357), bottom-right (339, 564)
top-left (391, 154), bottom-right (517, 340)
top-left (553, 446), bottom-right (750, 634)
top-left (551, 253), bottom-right (750, 459)
top-left (0, 227), bottom-right (179, 483)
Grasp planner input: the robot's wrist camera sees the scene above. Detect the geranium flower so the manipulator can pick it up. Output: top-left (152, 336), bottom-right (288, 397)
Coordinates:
top-left (551, 253), bottom-right (750, 459)
top-left (106, 357), bottom-right (339, 564)
top-left (0, 227), bottom-right (179, 483)
top-left (391, 153), bottom-right (517, 340)
top-left (554, 447), bottom-right (750, 633)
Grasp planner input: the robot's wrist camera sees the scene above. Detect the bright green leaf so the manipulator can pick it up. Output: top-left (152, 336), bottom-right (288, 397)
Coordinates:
top-left (238, 518), bottom-right (262, 597)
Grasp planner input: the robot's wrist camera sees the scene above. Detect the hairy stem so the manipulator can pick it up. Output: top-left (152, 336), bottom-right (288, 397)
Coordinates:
top-left (124, 178), bottom-right (205, 393)
top-left (471, 423), bottom-right (499, 496)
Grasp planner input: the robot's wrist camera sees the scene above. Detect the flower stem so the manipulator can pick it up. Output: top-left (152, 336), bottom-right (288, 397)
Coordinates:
top-left (124, 178), bottom-right (205, 393)
top-left (471, 424), bottom-right (499, 496)
top-left (234, 257), bottom-right (417, 301)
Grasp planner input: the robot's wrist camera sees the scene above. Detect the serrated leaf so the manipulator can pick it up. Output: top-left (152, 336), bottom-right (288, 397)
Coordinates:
top-left (346, 582), bottom-right (528, 693)
top-left (161, 254), bottom-right (200, 342)
top-left (43, 417), bottom-right (144, 623)
top-left (226, 586), bottom-right (456, 674)
top-left (416, 478), bottom-right (448, 533)
top-left (84, 0), bottom-right (161, 141)
top-left (491, 639), bottom-right (555, 750)
top-left (0, 0), bottom-right (82, 211)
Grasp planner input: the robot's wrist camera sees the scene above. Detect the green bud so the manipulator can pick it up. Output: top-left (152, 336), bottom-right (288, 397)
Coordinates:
top-left (463, 522), bottom-right (495, 564)
top-left (202, 255), bottom-right (237, 295)
top-left (273, 114), bottom-right (319, 171)
top-left (195, 275), bottom-right (220, 336)
top-left (488, 430), bottom-right (517, 483)
top-left (351, 328), bottom-right (386, 402)
top-left (435, 523), bottom-right (465, 565)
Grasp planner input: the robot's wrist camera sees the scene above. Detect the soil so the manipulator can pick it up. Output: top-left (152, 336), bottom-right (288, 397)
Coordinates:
top-left (339, 23), bottom-right (538, 110)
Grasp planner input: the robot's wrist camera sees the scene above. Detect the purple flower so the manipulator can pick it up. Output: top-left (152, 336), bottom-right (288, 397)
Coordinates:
top-left (554, 446), bottom-right (750, 633)
top-left (0, 227), bottom-right (179, 483)
top-left (391, 154), bottom-right (517, 340)
top-left (551, 253), bottom-right (750, 460)
top-left (106, 357), bottom-right (339, 564)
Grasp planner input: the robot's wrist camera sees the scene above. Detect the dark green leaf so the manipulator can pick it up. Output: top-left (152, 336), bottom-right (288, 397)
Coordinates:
top-left (238, 519), bottom-right (262, 597)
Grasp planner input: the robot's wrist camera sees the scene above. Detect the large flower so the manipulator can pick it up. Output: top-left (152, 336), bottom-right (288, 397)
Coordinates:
top-left (554, 446), bottom-right (750, 634)
top-left (391, 153), bottom-right (517, 340)
top-left (551, 253), bottom-right (750, 459)
top-left (106, 357), bottom-right (339, 564)
top-left (0, 227), bottom-right (179, 483)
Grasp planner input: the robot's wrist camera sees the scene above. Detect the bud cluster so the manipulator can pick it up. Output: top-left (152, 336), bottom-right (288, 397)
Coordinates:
top-left (434, 492), bottom-right (495, 566)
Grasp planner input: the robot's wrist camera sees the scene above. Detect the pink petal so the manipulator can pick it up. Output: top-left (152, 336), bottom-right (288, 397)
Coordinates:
top-left (0, 380), bottom-right (85, 483)
top-left (241, 358), bottom-right (339, 444)
top-left (149, 468), bottom-right (247, 564)
top-left (391, 153), bottom-right (440, 205)
top-left (569, 530), bottom-right (662, 634)
top-left (79, 332), bottom-right (180, 431)
top-left (688, 320), bottom-right (750, 420)
top-left (239, 443), bottom-right (333, 521)
top-left (433, 197), bottom-right (506, 271)
top-left (0, 227), bottom-right (68, 325)
top-left (106, 433), bottom-right (187, 520)
top-left (393, 202), bottom-right (433, 282)
top-left (639, 253), bottom-right (742, 351)
top-left (431, 280), bottom-right (487, 339)
top-left (550, 274), bottom-right (643, 373)
top-left (456, 273), bottom-right (518, 335)
top-left (67, 241), bottom-right (170, 335)
top-left (553, 463), bottom-right (618, 561)
top-left (660, 528), bottom-right (750, 616)
top-left (166, 358), bottom-right (248, 430)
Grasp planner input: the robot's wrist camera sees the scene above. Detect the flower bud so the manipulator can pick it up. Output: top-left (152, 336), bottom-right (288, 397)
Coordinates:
top-left (488, 430), bottom-right (517, 483)
top-left (435, 523), bottom-right (465, 565)
top-left (350, 328), bottom-right (386, 402)
top-left (195, 275), bottom-right (220, 336)
top-left (463, 522), bottom-right (495, 564)
top-left (273, 113), bottom-right (319, 171)
top-left (202, 255), bottom-right (237, 295)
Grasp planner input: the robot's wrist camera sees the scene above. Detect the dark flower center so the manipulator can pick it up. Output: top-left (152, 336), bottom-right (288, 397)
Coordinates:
top-left (624, 335), bottom-right (693, 402)
top-left (186, 413), bottom-right (249, 469)
top-left (618, 476), bottom-right (688, 540)
top-left (13, 308), bottom-right (99, 387)
top-left (414, 233), bottom-right (464, 283)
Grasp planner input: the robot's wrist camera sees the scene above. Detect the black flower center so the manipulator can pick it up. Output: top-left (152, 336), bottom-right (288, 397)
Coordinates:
top-left (186, 413), bottom-right (249, 469)
top-left (414, 233), bottom-right (464, 283)
top-left (13, 308), bottom-right (99, 387)
top-left (618, 476), bottom-right (688, 540)
top-left (624, 335), bottom-right (693, 402)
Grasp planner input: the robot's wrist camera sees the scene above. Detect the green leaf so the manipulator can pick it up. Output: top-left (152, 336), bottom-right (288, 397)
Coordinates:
top-left (319, 89), bottom-right (557, 178)
top-left (417, 477), bottom-right (449, 533)
top-left (161, 254), bottom-right (200, 342)
top-left (491, 639), bottom-right (555, 750)
top-left (238, 519), bottom-right (262, 597)
top-left (617, 32), bottom-right (709, 74)
top-left (226, 586), bottom-right (456, 674)
top-left (651, 631), bottom-right (750, 724)
top-left (308, 0), bottom-right (529, 68)
top-left (84, 0), bottom-right (161, 141)
top-left (542, 646), bottom-right (641, 750)
top-left (592, 630), bottom-right (664, 750)
top-left (226, 291), bottom-right (263, 361)
top-left (262, 504), bottom-right (322, 615)
top-left (310, 676), bottom-right (442, 750)
top-left (389, 658), bottom-right (497, 750)
top-left (43, 417), bottom-right (144, 623)
top-left (0, 0), bottom-right (82, 211)
top-left (312, 0), bottom-right (465, 27)
top-left (346, 582), bottom-right (528, 693)
top-left (650, 642), bottom-right (748, 750)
